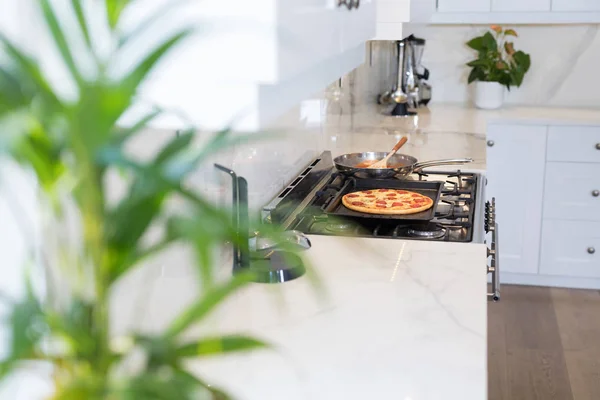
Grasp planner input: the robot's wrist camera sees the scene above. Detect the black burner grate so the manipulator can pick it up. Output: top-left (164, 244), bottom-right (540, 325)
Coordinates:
top-left (277, 167), bottom-right (479, 242)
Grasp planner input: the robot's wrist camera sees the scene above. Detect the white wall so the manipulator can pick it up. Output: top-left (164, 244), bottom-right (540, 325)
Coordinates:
top-left (341, 25), bottom-right (600, 109)
top-left (407, 24), bottom-right (600, 108)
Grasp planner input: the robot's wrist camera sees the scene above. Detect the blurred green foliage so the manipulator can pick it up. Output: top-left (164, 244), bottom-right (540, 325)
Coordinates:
top-left (0, 1), bottom-right (287, 398)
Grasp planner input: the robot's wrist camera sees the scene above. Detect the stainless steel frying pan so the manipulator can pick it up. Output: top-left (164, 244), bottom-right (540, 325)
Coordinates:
top-left (334, 152), bottom-right (474, 179)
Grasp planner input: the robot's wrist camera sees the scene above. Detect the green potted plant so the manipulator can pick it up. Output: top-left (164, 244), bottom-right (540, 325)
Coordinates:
top-left (0, 1), bottom-right (304, 398)
top-left (466, 25), bottom-right (531, 109)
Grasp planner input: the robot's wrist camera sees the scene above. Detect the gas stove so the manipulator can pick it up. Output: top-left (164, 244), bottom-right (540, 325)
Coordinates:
top-left (261, 151), bottom-right (499, 300)
top-left (263, 151), bottom-right (487, 244)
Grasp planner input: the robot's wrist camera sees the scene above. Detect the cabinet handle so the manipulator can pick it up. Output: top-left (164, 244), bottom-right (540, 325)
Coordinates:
top-left (596, 143), bottom-right (600, 150)
top-left (588, 247), bottom-right (596, 255)
top-left (593, 190), bottom-right (600, 197)
top-left (487, 140), bottom-right (495, 147)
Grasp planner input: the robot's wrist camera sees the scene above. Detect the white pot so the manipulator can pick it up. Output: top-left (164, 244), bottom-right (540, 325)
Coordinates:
top-left (474, 81), bottom-right (505, 110)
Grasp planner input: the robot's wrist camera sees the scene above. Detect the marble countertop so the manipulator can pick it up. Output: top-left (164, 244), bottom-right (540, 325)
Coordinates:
top-left (113, 237), bottom-right (488, 400)
top-left (326, 103), bottom-right (600, 135)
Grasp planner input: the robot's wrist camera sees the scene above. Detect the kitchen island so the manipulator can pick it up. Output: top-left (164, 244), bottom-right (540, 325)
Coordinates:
top-left (112, 236), bottom-right (488, 400)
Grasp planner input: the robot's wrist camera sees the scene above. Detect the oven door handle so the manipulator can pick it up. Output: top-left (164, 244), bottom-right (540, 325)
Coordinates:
top-left (488, 221), bottom-right (500, 301)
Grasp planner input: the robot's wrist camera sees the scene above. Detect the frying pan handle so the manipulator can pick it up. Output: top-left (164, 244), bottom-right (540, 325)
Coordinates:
top-left (413, 158), bottom-right (474, 172)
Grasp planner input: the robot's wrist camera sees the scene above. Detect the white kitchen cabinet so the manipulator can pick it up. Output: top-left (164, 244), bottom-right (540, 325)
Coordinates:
top-left (121, 0), bottom-right (351, 85)
top-left (547, 126), bottom-right (600, 163)
top-left (124, 0), bottom-right (375, 131)
top-left (486, 124), bottom-right (547, 275)
top-left (492, 0), bottom-right (550, 11)
top-left (543, 162), bottom-right (600, 222)
top-left (552, 0), bottom-right (600, 11)
top-left (436, 0), bottom-right (489, 13)
top-left (374, 0), bottom-right (436, 40)
top-left (343, 0), bottom-right (376, 52)
top-left (489, 122), bottom-right (600, 289)
top-left (540, 220), bottom-right (600, 278)
top-left (17, 0), bottom-right (374, 131)
top-left (432, 0), bottom-right (600, 23)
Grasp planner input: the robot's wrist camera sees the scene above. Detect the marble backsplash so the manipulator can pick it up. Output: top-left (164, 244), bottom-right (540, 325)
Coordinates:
top-left (341, 25), bottom-right (600, 109)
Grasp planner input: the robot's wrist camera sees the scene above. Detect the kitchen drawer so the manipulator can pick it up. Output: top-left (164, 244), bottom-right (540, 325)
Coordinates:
top-left (547, 126), bottom-right (600, 163)
top-left (544, 162), bottom-right (600, 221)
top-left (540, 220), bottom-right (600, 278)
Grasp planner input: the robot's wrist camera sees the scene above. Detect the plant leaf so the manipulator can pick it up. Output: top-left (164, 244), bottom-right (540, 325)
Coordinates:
top-left (0, 32), bottom-right (63, 110)
top-left (482, 32), bottom-right (498, 51)
top-left (40, 0), bottom-right (84, 86)
top-left (117, 0), bottom-right (192, 49)
top-left (513, 51), bottom-right (531, 72)
top-left (118, 29), bottom-right (192, 104)
top-left (468, 68), bottom-right (485, 84)
top-left (466, 36), bottom-right (484, 51)
top-left (172, 368), bottom-right (233, 400)
top-left (116, 372), bottom-right (197, 400)
top-left (504, 28), bottom-right (518, 37)
top-left (0, 66), bottom-right (32, 114)
top-left (70, 0), bottom-right (93, 50)
top-left (166, 273), bottom-right (256, 338)
top-left (175, 335), bottom-right (269, 358)
top-left (154, 130), bottom-right (194, 165)
top-left (4, 289), bottom-right (45, 363)
top-left (111, 109), bottom-right (161, 147)
top-left (466, 59), bottom-right (488, 68)
top-left (106, 0), bottom-right (129, 29)
top-left (12, 127), bottom-right (66, 191)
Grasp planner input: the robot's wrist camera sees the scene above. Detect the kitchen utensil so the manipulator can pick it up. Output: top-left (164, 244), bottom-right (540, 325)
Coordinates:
top-left (368, 136), bottom-right (408, 169)
top-left (378, 35), bottom-right (431, 113)
top-left (333, 152), bottom-right (473, 179)
top-left (379, 41), bottom-right (414, 117)
top-left (407, 35), bottom-right (432, 106)
top-left (323, 178), bottom-right (444, 221)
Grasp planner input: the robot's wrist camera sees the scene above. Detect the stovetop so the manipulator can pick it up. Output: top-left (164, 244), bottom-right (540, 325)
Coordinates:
top-left (263, 151), bottom-right (485, 243)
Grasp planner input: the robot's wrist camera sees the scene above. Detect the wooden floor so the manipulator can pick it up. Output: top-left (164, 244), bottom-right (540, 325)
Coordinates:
top-left (489, 285), bottom-right (600, 400)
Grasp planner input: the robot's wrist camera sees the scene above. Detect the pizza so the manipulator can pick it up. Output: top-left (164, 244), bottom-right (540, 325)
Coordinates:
top-left (341, 189), bottom-right (434, 215)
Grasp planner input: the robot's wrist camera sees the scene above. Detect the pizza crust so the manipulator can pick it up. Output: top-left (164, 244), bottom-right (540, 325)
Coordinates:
top-left (341, 189), bottom-right (434, 215)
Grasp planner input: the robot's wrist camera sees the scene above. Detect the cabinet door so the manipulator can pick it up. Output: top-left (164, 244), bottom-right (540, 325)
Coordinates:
top-left (540, 220), bottom-right (600, 278)
top-left (543, 163), bottom-right (600, 222)
top-left (486, 125), bottom-right (547, 275)
top-left (551, 0), bottom-right (600, 11)
top-left (279, 0), bottom-right (342, 81)
top-left (340, 0), bottom-right (376, 54)
top-left (436, 0), bottom-right (490, 13)
top-left (492, 0), bottom-right (550, 11)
